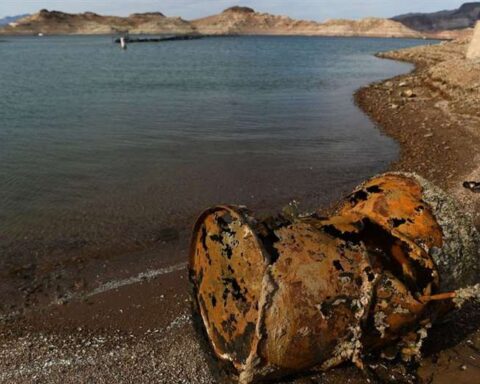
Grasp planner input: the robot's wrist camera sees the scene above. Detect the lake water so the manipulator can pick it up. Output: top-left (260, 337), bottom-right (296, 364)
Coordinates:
top-left (0, 36), bottom-right (435, 269)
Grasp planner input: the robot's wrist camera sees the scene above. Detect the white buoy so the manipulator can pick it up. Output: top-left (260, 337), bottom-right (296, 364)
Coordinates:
top-left (120, 37), bottom-right (127, 50)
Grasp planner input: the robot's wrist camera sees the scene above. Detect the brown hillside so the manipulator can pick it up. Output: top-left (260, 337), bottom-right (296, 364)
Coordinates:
top-left (191, 7), bottom-right (423, 37)
top-left (0, 6), bottom-right (473, 39)
top-left (0, 9), bottom-right (195, 35)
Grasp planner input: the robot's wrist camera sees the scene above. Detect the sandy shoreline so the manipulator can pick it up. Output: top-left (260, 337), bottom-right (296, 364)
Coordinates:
top-left (355, 38), bottom-right (480, 229)
top-left (1, 38), bottom-right (479, 383)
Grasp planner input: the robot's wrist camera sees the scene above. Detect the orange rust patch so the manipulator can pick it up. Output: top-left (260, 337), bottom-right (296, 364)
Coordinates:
top-left (365, 272), bottom-right (426, 349)
top-left (189, 206), bottom-right (267, 367)
top-left (262, 222), bottom-right (373, 370)
top-left (337, 174), bottom-right (443, 291)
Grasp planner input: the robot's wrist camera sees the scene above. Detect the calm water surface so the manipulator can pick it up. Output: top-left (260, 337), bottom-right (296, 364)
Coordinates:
top-left (0, 36), bottom-right (436, 266)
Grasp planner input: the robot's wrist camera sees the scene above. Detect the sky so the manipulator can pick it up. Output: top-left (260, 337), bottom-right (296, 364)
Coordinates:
top-left (0, 1), bottom-right (471, 21)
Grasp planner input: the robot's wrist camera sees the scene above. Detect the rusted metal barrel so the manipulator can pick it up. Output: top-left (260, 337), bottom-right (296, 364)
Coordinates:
top-left (189, 172), bottom-right (479, 383)
top-left (335, 172), bottom-right (479, 291)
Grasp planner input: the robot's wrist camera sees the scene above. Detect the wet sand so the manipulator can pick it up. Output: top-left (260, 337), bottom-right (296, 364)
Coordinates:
top-left (1, 38), bottom-right (480, 383)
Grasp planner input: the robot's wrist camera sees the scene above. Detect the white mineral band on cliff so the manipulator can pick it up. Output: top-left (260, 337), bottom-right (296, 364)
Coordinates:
top-left (467, 21), bottom-right (480, 60)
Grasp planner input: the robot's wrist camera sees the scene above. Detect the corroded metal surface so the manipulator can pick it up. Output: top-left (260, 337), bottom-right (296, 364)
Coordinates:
top-left (336, 173), bottom-right (443, 293)
top-left (189, 173), bottom-right (479, 383)
top-left (261, 222), bottom-right (374, 371)
top-left (366, 272), bottom-right (425, 348)
top-left (189, 206), bottom-right (267, 369)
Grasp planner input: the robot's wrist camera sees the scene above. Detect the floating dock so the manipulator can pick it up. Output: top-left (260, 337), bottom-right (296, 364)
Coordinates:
top-left (114, 34), bottom-right (204, 44)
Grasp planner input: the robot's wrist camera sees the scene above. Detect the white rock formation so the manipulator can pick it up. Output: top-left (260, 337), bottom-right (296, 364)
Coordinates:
top-left (466, 21), bottom-right (480, 60)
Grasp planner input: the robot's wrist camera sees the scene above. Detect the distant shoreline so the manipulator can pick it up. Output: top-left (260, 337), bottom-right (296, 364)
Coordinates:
top-left (0, 7), bottom-right (472, 40)
top-left (0, 32), bottom-right (454, 41)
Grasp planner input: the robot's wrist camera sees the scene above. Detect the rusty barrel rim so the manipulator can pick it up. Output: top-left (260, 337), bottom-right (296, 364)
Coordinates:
top-left (189, 205), bottom-right (268, 369)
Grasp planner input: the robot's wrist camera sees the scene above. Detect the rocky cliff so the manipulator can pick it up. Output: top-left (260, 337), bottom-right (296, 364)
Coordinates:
top-left (0, 7), bottom-right (472, 39)
top-left (0, 9), bottom-right (195, 35)
top-left (192, 7), bottom-right (422, 37)
top-left (393, 2), bottom-right (480, 32)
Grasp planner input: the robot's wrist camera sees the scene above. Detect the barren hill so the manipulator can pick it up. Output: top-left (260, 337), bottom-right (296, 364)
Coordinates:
top-left (0, 6), bottom-right (472, 39)
top-left (0, 9), bottom-right (195, 35)
top-left (191, 7), bottom-right (422, 38)
top-left (0, 14), bottom-right (29, 26)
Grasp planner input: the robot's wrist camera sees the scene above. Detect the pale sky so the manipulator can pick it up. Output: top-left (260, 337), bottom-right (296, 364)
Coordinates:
top-left (0, 1), bottom-right (470, 21)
